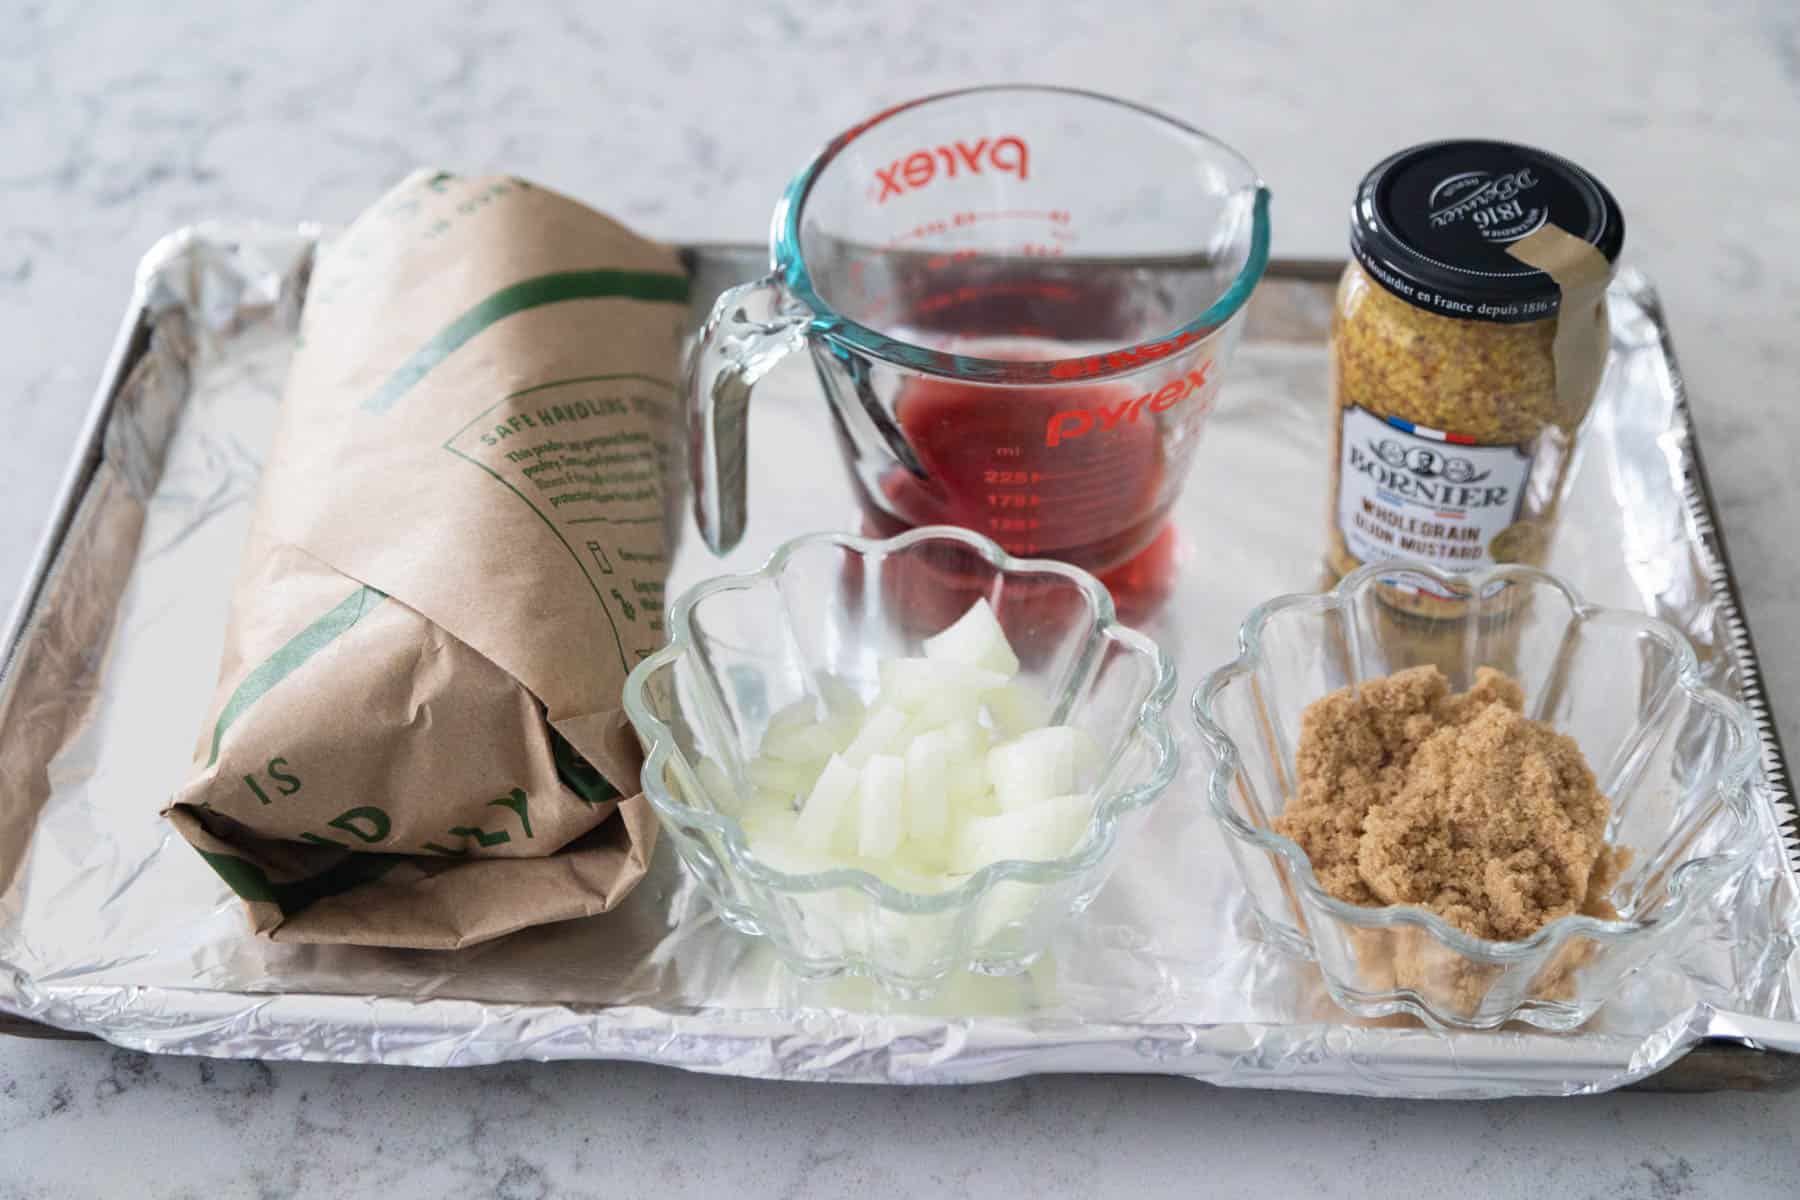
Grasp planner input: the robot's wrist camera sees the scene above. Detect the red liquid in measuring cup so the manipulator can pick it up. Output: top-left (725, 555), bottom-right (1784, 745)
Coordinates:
top-left (855, 338), bottom-right (1178, 623)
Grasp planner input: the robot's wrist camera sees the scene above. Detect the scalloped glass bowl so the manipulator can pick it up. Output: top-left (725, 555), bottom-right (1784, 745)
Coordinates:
top-left (1193, 562), bottom-right (1761, 1031)
top-left (624, 527), bottom-right (1177, 996)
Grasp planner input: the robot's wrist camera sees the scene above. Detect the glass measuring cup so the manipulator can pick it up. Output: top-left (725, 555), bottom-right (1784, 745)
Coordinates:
top-left (689, 85), bottom-right (1271, 598)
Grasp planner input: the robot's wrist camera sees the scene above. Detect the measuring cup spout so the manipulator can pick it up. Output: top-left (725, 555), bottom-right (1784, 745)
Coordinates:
top-left (687, 274), bottom-right (812, 554)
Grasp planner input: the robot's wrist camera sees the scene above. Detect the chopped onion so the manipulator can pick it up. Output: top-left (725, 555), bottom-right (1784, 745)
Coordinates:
top-left (760, 717), bottom-right (852, 765)
top-left (737, 797), bottom-right (799, 845)
top-left (986, 726), bottom-right (1102, 812)
top-left (795, 754), bottom-right (859, 853)
top-left (949, 793), bottom-right (1094, 874)
top-left (908, 685), bottom-right (987, 732)
top-left (732, 600), bottom-right (1100, 893)
top-left (817, 675), bottom-right (867, 724)
top-left (764, 696), bottom-right (820, 738)
top-left (923, 598), bottom-right (1020, 677)
top-left (857, 754), bottom-right (907, 858)
top-left (903, 729), bottom-right (951, 843)
top-left (746, 755), bottom-right (822, 800)
top-left (842, 703), bottom-right (911, 766)
top-left (879, 657), bottom-right (1009, 711)
top-left (984, 680), bottom-right (1054, 739)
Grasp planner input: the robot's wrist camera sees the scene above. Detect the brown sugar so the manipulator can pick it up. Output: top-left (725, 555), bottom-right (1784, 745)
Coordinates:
top-left (1277, 664), bottom-right (1626, 942)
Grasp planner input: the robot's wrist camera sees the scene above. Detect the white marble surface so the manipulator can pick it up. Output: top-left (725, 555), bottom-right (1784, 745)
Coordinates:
top-left (3, 0), bottom-right (1799, 1195)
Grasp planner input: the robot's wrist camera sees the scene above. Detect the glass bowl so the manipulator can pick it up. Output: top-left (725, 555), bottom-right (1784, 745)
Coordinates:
top-left (1193, 561), bottom-right (1762, 1031)
top-left (623, 527), bottom-right (1177, 996)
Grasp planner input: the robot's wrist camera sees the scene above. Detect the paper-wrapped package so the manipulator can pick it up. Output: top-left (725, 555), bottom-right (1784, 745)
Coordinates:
top-left (166, 171), bottom-right (686, 948)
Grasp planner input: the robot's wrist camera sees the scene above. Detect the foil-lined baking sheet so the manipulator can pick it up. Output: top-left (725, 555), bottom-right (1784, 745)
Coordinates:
top-left (1, 226), bottom-right (1796, 1096)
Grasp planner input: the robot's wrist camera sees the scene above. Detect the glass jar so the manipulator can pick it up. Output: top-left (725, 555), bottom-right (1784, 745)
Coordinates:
top-left (1326, 140), bottom-right (1623, 613)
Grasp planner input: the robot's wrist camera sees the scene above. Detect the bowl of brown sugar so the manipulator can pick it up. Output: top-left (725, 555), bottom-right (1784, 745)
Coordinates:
top-left (1193, 561), bottom-right (1762, 1031)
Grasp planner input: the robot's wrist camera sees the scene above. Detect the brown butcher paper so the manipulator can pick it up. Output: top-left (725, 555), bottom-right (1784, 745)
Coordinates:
top-left (165, 170), bottom-right (686, 947)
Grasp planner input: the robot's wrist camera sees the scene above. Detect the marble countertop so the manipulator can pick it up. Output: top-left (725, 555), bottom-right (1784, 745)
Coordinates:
top-left (3, 0), bottom-right (1798, 1195)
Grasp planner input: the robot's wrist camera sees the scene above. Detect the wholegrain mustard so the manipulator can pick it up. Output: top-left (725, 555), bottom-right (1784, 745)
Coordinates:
top-left (1327, 140), bottom-right (1624, 607)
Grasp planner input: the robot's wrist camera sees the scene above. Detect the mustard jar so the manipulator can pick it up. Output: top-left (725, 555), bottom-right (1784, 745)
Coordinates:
top-left (1327, 140), bottom-right (1624, 609)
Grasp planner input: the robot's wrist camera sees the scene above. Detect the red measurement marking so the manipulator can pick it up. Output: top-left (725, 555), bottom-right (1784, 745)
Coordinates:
top-left (1050, 328), bottom-right (1207, 380)
top-left (859, 371), bottom-right (1164, 577)
top-left (912, 281), bottom-right (1080, 316)
top-left (984, 209), bottom-right (1070, 224)
top-left (982, 469), bottom-right (1035, 486)
top-left (885, 209), bottom-right (1075, 246)
top-left (926, 249), bottom-right (981, 270)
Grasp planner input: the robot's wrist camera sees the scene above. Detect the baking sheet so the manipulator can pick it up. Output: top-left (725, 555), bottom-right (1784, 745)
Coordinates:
top-left (0, 226), bottom-right (1796, 1096)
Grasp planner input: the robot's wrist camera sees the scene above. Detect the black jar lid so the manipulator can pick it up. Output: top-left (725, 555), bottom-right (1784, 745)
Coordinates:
top-left (1349, 139), bottom-right (1624, 324)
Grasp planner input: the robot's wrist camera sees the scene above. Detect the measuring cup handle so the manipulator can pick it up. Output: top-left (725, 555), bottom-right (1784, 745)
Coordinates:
top-left (686, 273), bottom-right (813, 554)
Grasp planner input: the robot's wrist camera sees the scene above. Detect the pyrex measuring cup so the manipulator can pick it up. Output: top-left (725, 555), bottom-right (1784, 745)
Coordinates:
top-left (689, 85), bottom-right (1270, 585)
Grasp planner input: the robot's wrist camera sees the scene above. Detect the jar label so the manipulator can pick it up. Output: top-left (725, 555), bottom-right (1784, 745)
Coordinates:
top-left (1336, 406), bottom-right (1531, 587)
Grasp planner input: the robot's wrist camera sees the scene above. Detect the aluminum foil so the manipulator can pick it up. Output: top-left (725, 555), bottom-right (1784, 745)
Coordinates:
top-left (1, 227), bottom-right (1796, 1096)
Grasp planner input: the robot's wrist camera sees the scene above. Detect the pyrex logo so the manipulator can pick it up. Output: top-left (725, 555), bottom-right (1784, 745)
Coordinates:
top-left (874, 137), bottom-right (1030, 202)
top-left (1045, 361), bottom-right (1212, 448)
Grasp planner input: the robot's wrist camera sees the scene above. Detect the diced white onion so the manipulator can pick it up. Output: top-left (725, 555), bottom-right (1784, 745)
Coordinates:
top-left (764, 696), bottom-right (819, 737)
top-left (760, 718), bottom-right (851, 764)
top-left (746, 755), bottom-right (822, 800)
top-left (843, 703), bottom-right (911, 766)
top-left (986, 726), bottom-right (1102, 812)
top-left (878, 657), bottom-right (1009, 712)
top-left (949, 793), bottom-right (1094, 874)
top-left (857, 754), bottom-right (907, 858)
top-left (984, 680), bottom-right (1054, 739)
top-left (923, 599), bottom-right (1021, 677)
top-left (903, 729), bottom-right (951, 843)
top-left (795, 754), bottom-right (859, 853)
top-left (729, 603), bottom-right (1101, 896)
